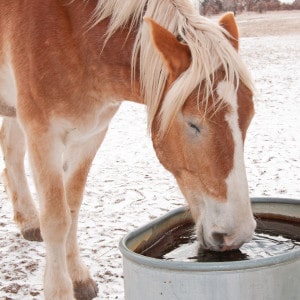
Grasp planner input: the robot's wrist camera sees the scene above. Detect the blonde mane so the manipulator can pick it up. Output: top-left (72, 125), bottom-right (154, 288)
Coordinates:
top-left (92, 0), bottom-right (254, 135)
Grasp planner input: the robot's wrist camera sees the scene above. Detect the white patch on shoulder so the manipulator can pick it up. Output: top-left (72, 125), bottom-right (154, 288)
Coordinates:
top-left (0, 62), bottom-right (17, 106)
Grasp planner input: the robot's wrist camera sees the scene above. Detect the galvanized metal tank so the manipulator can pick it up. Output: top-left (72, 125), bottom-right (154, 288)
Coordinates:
top-left (119, 198), bottom-right (300, 300)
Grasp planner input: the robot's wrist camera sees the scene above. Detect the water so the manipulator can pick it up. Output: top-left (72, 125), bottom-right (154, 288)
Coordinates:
top-left (138, 215), bottom-right (300, 262)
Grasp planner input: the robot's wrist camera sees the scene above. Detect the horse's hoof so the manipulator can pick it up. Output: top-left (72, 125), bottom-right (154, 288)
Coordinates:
top-left (22, 227), bottom-right (43, 242)
top-left (73, 278), bottom-right (98, 300)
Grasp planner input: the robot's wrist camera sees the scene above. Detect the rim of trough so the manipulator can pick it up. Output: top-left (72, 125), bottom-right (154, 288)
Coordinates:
top-left (119, 197), bottom-right (300, 272)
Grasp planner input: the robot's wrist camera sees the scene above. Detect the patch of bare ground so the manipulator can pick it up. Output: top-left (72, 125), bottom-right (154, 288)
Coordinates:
top-left (236, 10), bottom-right (300, 37)
top-left (209, 10), bottom-right (300, 37)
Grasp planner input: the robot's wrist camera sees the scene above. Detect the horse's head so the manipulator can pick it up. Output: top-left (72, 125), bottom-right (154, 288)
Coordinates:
top-left (146, 14), bottom-right (256, 252)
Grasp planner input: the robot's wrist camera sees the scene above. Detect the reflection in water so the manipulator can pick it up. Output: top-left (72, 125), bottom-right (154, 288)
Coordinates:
top-left (195, 248), bottom-right (248, 262)
top-left (163, 232), bottom-right (300, 262)
top-left (139, 217), bottom-right (300, 262)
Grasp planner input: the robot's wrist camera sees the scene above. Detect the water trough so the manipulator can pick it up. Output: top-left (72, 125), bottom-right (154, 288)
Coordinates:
top-left (119, 197), bottom-right (300, 300)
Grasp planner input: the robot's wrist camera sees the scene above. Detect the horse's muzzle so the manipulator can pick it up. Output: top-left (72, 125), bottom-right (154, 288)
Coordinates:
top-left (200, 220), bottom-right (256, 252)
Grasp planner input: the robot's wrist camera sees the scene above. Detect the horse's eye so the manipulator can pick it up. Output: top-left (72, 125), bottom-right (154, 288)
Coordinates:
top-left (189, 122), bottom-right (201, 134)
top-left (176, 34), bottom-right (183, 42)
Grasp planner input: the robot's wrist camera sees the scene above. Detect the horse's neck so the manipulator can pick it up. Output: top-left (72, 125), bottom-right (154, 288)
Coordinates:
top-left (67, 1), bottom-right (143, 105)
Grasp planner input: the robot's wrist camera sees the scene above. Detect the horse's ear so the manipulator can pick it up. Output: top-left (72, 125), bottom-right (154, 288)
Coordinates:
top-left (144, 17), bottom-right (191, 79)
top-left (219, 12), bottom-right (239, 51)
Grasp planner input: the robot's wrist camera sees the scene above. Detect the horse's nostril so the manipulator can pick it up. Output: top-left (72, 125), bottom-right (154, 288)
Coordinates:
top-left (212, 232), bottom-right (226, 245)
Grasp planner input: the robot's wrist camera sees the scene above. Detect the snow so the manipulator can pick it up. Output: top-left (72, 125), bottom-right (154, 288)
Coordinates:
top-left (241, 35), bottom-right (300, 197)
top-left (280, 0), bottom-right (295, 3)
top-left (0, 10), bottom-right (299, 300)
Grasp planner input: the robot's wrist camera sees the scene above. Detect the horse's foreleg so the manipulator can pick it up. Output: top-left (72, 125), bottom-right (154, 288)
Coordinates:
top-left (64, 131), bottom-right (108, 300)
top-left (26, 130), bottom-right (74, 300)
top-left (0, 118), bottom-right (41, 241)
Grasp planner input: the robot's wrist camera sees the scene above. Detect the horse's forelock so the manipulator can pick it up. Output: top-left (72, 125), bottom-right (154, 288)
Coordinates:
top-left (92, 0), bottom-right (254, 136)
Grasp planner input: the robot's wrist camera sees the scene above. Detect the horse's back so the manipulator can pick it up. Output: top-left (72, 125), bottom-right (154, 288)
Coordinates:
top-left (0, 0), bottom-right (139, 124)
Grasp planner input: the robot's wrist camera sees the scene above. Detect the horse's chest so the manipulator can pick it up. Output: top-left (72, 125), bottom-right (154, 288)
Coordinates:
top-left (58, 99), bottom-right (121, 145)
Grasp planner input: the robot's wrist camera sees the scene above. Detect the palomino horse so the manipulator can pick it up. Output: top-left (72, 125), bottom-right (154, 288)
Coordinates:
top-left (0, 0), bottom-right (256, 299)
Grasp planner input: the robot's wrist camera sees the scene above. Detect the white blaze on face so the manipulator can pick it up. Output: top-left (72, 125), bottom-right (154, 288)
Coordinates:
top-left (199, 81), bottom-right (255, 249)
top-left (217, 80), bottom-right (249, 199)
top-left (220, 81), bottom-right (255, 241)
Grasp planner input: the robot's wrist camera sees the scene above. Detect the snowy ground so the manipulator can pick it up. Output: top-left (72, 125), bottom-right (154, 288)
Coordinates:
top-left (0, 10), bottom-right (299, 300)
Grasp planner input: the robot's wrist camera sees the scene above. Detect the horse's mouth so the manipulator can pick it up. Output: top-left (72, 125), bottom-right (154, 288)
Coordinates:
top-left (199, 237), bottom-right (243, 252)
top-left (198, 227), bottom-right (245, 252)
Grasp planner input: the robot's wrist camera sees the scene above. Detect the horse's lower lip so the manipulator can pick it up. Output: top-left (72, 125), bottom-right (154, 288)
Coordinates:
top-left (202, 242), bottom-right (242, 252)
top-left (199, 231), bottom-right (243, 252)
top-left (202, 245), bottom-right (240, 253)
top-left (220, 245), bottom-right (240, 252)
top-left (201, 243), bottom-right (222, 252)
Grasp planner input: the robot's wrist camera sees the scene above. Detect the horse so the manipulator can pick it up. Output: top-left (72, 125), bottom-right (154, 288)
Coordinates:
top-left (0, 0), bottom-right (256, 299)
